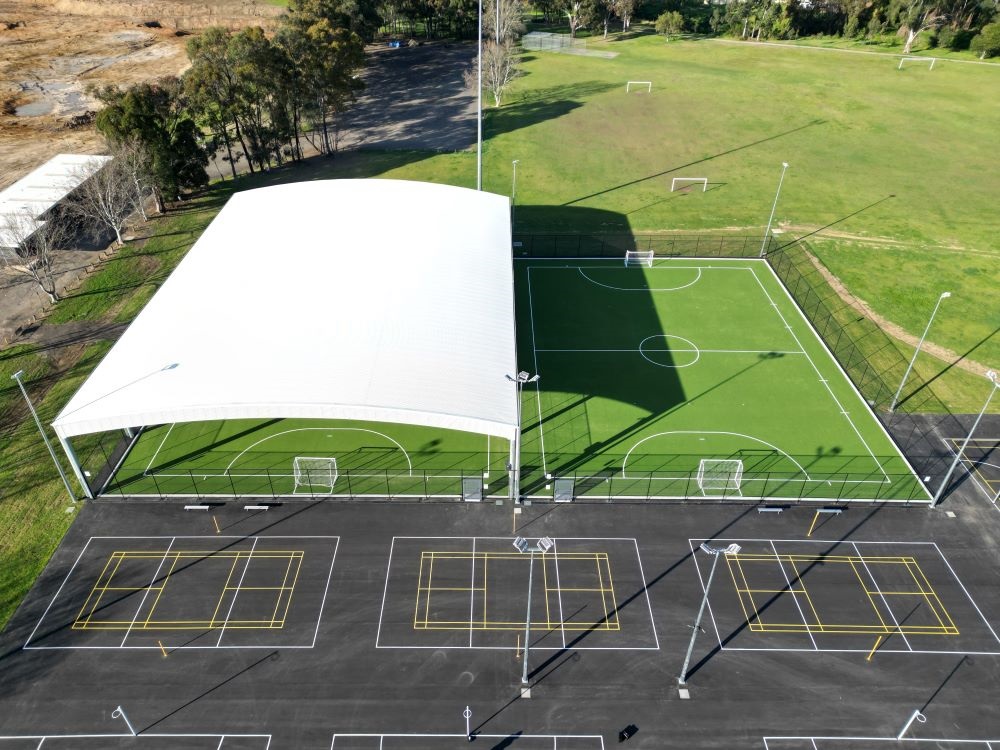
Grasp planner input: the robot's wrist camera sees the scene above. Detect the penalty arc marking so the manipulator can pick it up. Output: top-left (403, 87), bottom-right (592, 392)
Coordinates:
top-left (622, 430), bottom-right (811, 480)
top-left (577, 266), bottom-right (702, 292)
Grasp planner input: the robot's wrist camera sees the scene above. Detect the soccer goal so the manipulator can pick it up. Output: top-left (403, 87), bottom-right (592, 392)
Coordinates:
top-left (671, 177), bottom-right (708, 193)
top-left (898, 57), bottom-right (936, 70)
top-left (696, 459), bottom-right (744, 496)
top-left (626, 81), bottom-right (652, 93)
top-left (292, 456), bottom-right (338, 494)
top-left (624, 249), bottom-right (654, 268)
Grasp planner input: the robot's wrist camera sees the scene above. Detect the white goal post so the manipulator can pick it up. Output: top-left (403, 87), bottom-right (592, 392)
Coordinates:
top-left (696, 459), bottom-right (744, 496)
top-left (671, 177), bottom-right (708, 192)
top-left (624, 249), bottom-right (654, 267)
top-left (898, 57), bottom-right (936, 70)
top-left (292, 456), bottom-right (338, 494)
top-left (626, 81), bottom-right (652, 93)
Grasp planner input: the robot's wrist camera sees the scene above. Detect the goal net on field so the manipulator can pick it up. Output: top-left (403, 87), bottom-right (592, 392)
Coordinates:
top-left (626, 81), bottom-right (652, 93)
top-left (696, 459), bottom-right (744, 496)
top-left (624, 250), bottom-right (654, 268)
top-left (293, 456), bottom-right (338, 494)
top-left (898, 57), bottom-right (936, 70)
top-left (671, 177), bottom-right (708, 192)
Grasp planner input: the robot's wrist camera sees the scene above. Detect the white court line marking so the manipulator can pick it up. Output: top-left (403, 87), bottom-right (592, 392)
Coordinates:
top-left (537, 348), bottom-right (804, 355)
top-left (933, 541), bottom-right (1000, 646)
top-left (225, 427), bottom-right (413, 476)
top-left (764, 738), bottom-right (1000, 747)
top-left (577, 266), bottom-right (702, 291)
top-left (849, 540), bottom-right (912, 651)
top-left (143, 422), bottom-right (176, 475)
top-left (769, 540), bottom-right (818, 650)
top-left (759, 261), bottom-right (928, 496)
top-left (24, 537), bottom-right (94, 648)
top-left (811, 739), bottom-right (819, 750)
top-left (309, 537), bottom-right (340, 648)
top-left (526, 267), bottom-right (548, 475)
top-left (639, 334), bottom-right (700, 368)
top-left (748, 265), bottom-right (890, 484)
top-left (938, 436), bottom-right (1000, 513)
top-left (216, 736), bottom-right (225, 750)
top-left (121, 536), bottom-right (177, 647)
top-left (0, 734), bottom-right (271, 745)
top-left (469, 536), bottom-right (477, 648)
top-left (552, 538), bottom-right (567, 649)
top-left (217, 536), bottom-right (260, 647)
top-left (634, 537), bottom-right (661, 651)
top-left (374, 538), bottom-right (396, 648)
top-left (330, 733), bottom-right (604, 747)
top-left (622, 430), bottom-right (810, 480)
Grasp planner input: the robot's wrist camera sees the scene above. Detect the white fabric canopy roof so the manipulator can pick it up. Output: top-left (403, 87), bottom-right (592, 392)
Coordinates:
top-left (53, 179), bottom-right (517, 443)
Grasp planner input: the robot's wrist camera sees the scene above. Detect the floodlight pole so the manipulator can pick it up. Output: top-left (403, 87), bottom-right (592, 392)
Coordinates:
top-left (506, 372), bottom-right (539, 504)
top-left (11, 370), bottom-right (75, 502)
top-left (476, 0), bottom-right (483, 191)
top-left (678, 543), bottom-right (740, 686)
top-left (111, 705), bottom-right (137, 736)
top-left (932, 370), bottom-right (998, 507)
top-left (890, 291), bottom-right (951, 412)
top-left (511, 159), bottom-right (519, 229)
top-left (521, 545), bottom-right (535, 684)
top-left (759, 162), bottom-right (789, 257)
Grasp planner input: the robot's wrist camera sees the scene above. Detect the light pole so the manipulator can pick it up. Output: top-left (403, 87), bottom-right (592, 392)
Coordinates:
top-left (932, 369), bottom-right (999, 507)
top-left (890, 291), bottom-right (951, 412)
top-left (11, 370), bottom-right (75, 502)
top-left (506, 371), bottom-right (539, 503)
top-left (759, 162), bottom-right (789, 257)
top-left (514, 536), bottom-right (553, 686)
top-left (476, 0), bottom-right (483, 191)
top-left (678, 543), bottom-right (741, 686)
top-left (511, 159), bottom-right (519, 228)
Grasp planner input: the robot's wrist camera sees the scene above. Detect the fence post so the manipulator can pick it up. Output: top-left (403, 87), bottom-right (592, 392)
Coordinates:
top-left (150, 470), bottom-right (161, 500)
top-left (189, 470), bottom-right (199, 499)
top-left (228, 472), bottom-right (239, 499)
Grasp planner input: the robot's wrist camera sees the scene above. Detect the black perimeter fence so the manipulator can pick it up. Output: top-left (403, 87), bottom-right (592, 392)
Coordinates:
top-left (79, 232), bottom-right (969, 504)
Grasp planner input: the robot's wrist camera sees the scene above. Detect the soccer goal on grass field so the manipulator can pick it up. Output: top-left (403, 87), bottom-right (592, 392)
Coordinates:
top-left (625, 250), bottom-right (654, 268)
top-left (671, 177), bottom-right (708, 192)
top-left (626, 81), bottom-right (652, 93)
top-left (293, 456), bottom-right (338, 494)
top-left (696, 459), bottom-right (744, 496)
top-left (898, 57), bottom-right (936, 70)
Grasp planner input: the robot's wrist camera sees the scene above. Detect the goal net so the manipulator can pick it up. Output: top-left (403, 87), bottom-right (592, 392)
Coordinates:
top-left (671, 177), bottom-right (708, 192)
top-left (293, 456), bottom-right (338, 494)
top-left (626, 81), bottom-right (652, 93)
top-left (624, 250), bottom-right (654, 268)
top-left (898, 57), bottom-right (936, 70)
top-left (696, 459), bottom-right (743, 495)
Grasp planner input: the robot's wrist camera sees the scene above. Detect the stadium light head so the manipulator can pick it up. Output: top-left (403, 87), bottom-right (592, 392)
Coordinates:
top-left (940, 292), bottom-right (952, 299)
top-left (162, 363), bottom-right (179, 371)
top-left (699, 542), bottom-right (741, 556)
top-left (781, 162), bottom-right (789, 168)
top-left (517, 370), bottom-right (530, 382)
top-left (513, 536), bottom-right (530, 553)
top-left (11, 370), bottom-right (24, 381)
top-left (987, 370), bottom-right (998, 386)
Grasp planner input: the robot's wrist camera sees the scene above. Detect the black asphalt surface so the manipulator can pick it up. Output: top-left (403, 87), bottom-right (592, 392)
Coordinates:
top-left (2, 494), bottom-right (999, 748)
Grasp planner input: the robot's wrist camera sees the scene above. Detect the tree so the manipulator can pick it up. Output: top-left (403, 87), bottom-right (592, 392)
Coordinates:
top-left (481, 40), bottom-right (521, 107)
top-left (111, 137), bottom-right (154, 221)
top-left (970, 20), bottom-right (1000, 56)
top-left (564, 0), bottom-right (590, 36)
top-left (889, 0), bottom-right (947, 53)
top-left (610, 0), bottom-right (637, 31)
top-left (484, 0), bottom-right (527, 42)
top-left (1, 209), bottom-right (72, 304)
top-left (68, 156), bottom-right (140, 247)
top-left (92, 79), bottom-right (208, 211)
top-left (288, 0), bottom-right (383, 41)
top-left (655, 9), bottom-right (685, 35)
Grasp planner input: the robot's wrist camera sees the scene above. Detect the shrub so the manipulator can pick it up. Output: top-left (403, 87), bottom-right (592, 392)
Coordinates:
top-left (655, 10), bottom-right (685, 36)
top-left (970, 22), bottom-right (1000, 58)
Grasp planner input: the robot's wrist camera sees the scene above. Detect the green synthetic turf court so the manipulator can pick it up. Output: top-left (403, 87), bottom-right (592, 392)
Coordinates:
top-left (514, 257), bottom-right (927, 502)
top-left (105, 257), bottom-right (926, 502)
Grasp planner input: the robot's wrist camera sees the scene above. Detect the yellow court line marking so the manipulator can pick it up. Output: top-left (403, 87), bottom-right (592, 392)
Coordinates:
top-left (78, 552), bottom-right (129, 628)
top-left (413, 551), bottom-right (427, 629)
top-left (542, 549), bottom-right (552, 630)
top-left (270, 552), bottom-right (304, 627)
top-left (483, 553), bottom-right (488, 629)
top-left (947, 436), bottom-right (1000, 490)
top-left (786, 556), bottom-right (822, 632)
top-left (142, 552), bottom-right (183, 628)
top-left (905, 558), bottom-right (959, 634)
top-left (733, 555), bottom-right (766, 631)
top-left (601, 553), bottom-right (620, 629)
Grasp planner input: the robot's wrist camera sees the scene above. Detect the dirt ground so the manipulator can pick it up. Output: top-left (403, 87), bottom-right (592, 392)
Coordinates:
top-left (0, 0), bottom-right (281, 189)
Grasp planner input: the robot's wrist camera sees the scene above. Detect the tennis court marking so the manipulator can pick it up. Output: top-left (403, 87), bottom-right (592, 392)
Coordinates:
top-left (331, 733), bottom-right (605, 749)
top-left (376, 536), bottom-right (660, 651)
top-left (763, 736), bottom-right (999, 750)
top-left (0, 733), bottom-right (271, 748)
top-left (24, 535), bottom-right (339, 651)
top-left (691, 538), bottom-right (1000, 655)
top-left (940, 436), bottom-right (1000, 511)
top-left (524, 260), bottom-right (927, 499)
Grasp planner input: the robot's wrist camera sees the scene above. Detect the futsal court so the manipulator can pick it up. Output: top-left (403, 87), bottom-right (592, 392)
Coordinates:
top-left (376, 536), bottom-right (659, 650)
top-left (764, 735), bottom-right (1000, 750)
top-left (330, 733), bottom-right (605, 749)
top-left (693, 538), bottom-right (1000, 655)
top-left (0, 734), bottom-right (271, 749)
top-left (24, 535), bottom-right (339, 650)
top-left (515, 258), bottom-right (927, 503)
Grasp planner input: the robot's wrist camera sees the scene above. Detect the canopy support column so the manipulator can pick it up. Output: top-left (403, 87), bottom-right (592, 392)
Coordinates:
top-left (58, 434), bottom-right (92, 499)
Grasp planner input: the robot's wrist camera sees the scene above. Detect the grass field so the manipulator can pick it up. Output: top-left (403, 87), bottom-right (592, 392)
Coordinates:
top-left (99, 257), bottom-right (927, 503)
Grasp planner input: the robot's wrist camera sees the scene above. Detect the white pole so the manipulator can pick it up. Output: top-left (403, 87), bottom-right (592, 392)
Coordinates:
top-left (477, 0), bottom-right (483, 191)
top-left (521, 547), bottom-right (535, 684)
top-left (679, 543), bottom-right (740, 685)
top-left (511, 159), bottom-right (519, 227)
top-left (890, 291), bottom-right (951, 412)
top-left (759, 162), bottom-right (789, 257)
top-left (514, 378), bottom-right (522, 503)
top-left (464, 706), bottom-right (473, 741)
top-left (112, 706), bottom-right (137, 736)
top-left (896, 710), bottom-right (926, 740)
top-left (12, 370), bottom-right (76, 502)
top-left (932, 370), bottom-right (998, 507)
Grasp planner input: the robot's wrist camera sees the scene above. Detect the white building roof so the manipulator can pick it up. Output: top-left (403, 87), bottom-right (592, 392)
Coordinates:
top-left (53, 179), bottom-right (518, 442)
top-left (0, 153), bottom-right (111, 249)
